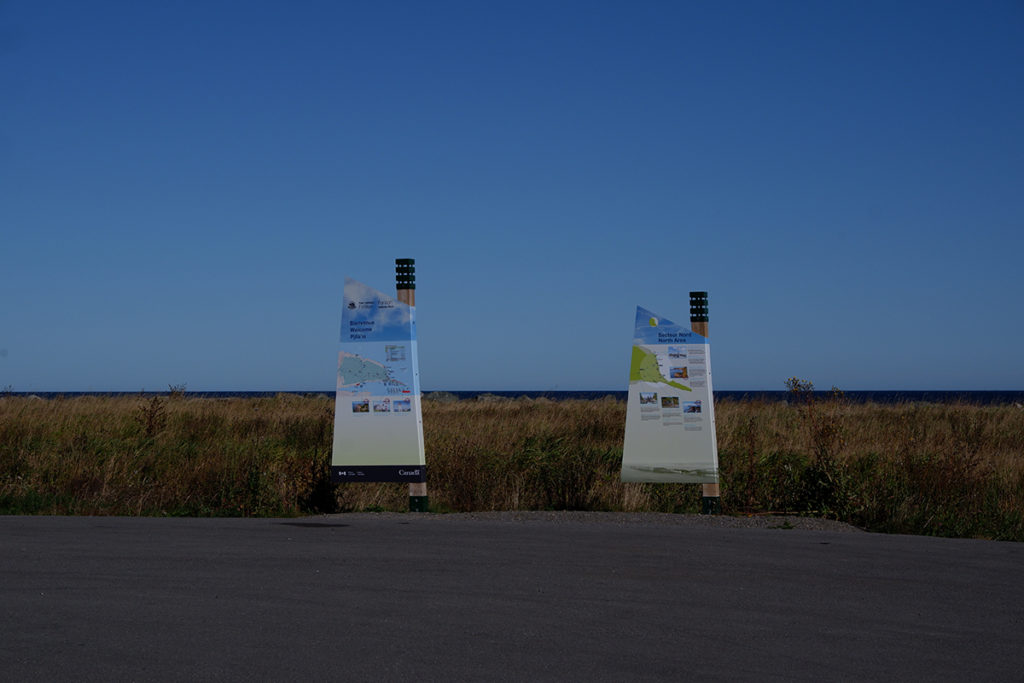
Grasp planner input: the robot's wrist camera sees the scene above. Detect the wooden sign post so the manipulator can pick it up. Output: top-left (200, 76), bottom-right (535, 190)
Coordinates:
top-left (690, 291), bottom-right (721, 515)
top-left (396, 258), bottom-right (429, 513)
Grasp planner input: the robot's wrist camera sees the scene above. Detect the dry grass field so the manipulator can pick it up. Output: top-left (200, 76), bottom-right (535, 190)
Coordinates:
top-left (1, 390), bottom-right (1022, 540)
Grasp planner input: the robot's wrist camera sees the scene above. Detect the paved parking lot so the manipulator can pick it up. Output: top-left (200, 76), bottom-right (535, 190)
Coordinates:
top-left (2, 513), bottom-right (1021, 681)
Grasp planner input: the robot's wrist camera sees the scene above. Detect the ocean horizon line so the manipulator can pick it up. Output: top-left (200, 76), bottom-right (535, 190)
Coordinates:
top-left (5, 389), bottom-right (1024, 405)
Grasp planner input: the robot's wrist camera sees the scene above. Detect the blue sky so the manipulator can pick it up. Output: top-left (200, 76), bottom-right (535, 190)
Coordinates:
top-left (1, 1), bottom-right (1022, 391)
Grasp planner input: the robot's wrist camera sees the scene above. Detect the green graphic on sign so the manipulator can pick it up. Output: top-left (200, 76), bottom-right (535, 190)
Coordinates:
top-left (629, 346), bottom-right (692, 392)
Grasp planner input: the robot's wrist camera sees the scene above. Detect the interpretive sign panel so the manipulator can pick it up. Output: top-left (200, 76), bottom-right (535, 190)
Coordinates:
top-left (331, 277), bottom-right (426, 482)
top-left (621, 306), bottom-right (719, 483)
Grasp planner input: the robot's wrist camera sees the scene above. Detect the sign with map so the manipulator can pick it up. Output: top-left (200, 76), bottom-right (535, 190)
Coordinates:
top-left (331, 277), bottom-right (425, 482)
top-left (621, 306), bottom-right (719, 483)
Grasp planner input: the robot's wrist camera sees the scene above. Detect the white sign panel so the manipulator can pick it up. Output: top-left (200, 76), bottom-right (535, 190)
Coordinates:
top-left (331, 277), bottom-right (425, 482)
top-left (621, 306), bottom-right (719, 483)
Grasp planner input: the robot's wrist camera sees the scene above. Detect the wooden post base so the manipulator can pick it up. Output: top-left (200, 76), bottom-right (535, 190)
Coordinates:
top-left (409, 482), bottom-right (428, 512)
top-left (701, 496), bottom-right (721, 515)
top-left (701, 482), bottom-right (720, 515)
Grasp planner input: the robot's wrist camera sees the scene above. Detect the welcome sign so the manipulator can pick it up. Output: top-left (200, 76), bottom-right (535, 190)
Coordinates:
top-left (621, 306), bottom-right (719, 484)
top-left (331, 277), bottom-right (426, 482)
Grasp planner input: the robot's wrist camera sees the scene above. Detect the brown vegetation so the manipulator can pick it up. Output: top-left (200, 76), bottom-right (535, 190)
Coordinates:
top-left (1, 391), bottom-right (1022, 540)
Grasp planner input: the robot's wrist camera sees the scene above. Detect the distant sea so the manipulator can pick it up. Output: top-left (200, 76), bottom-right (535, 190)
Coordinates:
top-left (9, 390), bottom-right (1024, 405)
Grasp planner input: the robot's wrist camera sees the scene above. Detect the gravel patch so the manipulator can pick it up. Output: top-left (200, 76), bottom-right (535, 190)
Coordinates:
top-left (323, 510), bottom-right (865, 533)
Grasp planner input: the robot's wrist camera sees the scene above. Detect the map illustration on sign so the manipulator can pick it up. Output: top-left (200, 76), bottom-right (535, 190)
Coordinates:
top-left (331, 277), bottom-right (425, 483)
top-left (629, 344), bottom-right (692, 392)
top-left (621, 306), bottom-right (719, 484)
top-left (337, 348), bottom-right (413, 394)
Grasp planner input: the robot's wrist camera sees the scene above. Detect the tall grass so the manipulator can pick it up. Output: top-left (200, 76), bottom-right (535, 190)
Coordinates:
top-left (0, 394), bottom-right (336, 517)
top-left (1, 391), bottom-right (1022, 540)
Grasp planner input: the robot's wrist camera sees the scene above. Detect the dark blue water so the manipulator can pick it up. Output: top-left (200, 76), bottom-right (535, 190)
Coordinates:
top-left (429, 390), bottom-right (1024, 405)
top-left (9, 390), bottom-right (1024, 405)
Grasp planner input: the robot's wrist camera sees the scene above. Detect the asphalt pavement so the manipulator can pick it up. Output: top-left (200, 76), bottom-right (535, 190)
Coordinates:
top-left (2, 513), bottom-right (1021, 681)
